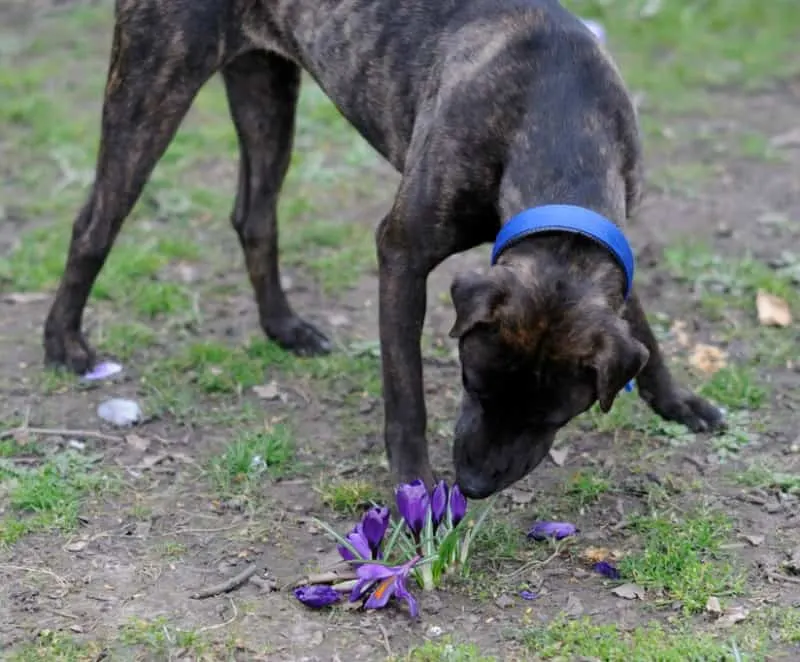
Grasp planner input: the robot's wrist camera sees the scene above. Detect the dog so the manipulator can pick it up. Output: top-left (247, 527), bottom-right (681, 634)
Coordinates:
top-left (43, 0), bottom-right (724, 500)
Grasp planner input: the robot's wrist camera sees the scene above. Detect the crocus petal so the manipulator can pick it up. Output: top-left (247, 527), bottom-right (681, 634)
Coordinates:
top-left (448, 484), bottom-right (467, 527)
top-left (430, 480), bottom-right (448, 527)
top-left (82, 360), bottom-right (123, 381)
top-left (593, 561), bottom-right (621, 580)
top-left (293, 584), bottom-right (341, 608)
top-left (338, 528), bottom-right (372, 562)
top-left (364, 575), bottom-right (397, 610)
top-left (394, 578), bottom-right (419, 618)
top-left (527, 521), bottom-right (578, 541)
top-left (361, 506), bottom-right (390, 557)
top-left (395, 479), bottom-right (429, 536)
top-left (350, 563), bottom-right (395, 602)
top-left (519, 590), bottom-right (539, 600)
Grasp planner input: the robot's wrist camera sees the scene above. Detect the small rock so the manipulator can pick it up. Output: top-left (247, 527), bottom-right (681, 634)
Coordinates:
top-left (717, 606), bottom-right (749, 628)
top-left (494, 594), bottom-right (515, 609)
top-left (549, 447), bottom-right (569, 467)
top-left (253, 381), bottom-right (282, 401)
top-left (64, 539), bottom-right (88, 552)
top-left (784, 548), bottom-right (800, 574)
top-left (611, 583), bottom-right (645, 600)
top-left (426, 625), bottom-right (444, 638)
top-left (97, 398), bottom-right (141, 427)
top-left (564, 593), bottom-right (584, 617)
top-left (68, 440), bottom-right (86, 451)
top-left (705, 596), bottom-right (722, 615)
top-left (764, 502), bottom-right (784, 514)
top-left (742, 534), bottom-right (765, 547)
top-left (125, 434), bottom-right (151, 453)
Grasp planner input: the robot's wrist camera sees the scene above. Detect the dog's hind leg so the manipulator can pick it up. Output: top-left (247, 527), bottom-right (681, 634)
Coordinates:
top-left (222, 51), bottom-right (331, 356)
top-left (44, 13), bottom-right (220, 372)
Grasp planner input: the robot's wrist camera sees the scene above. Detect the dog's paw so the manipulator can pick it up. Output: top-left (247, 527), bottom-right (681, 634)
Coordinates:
top-left (43, 324), bottom-right (96, 375)
top-left (265, 316), bottom-right (332, 357)
top-left (648, 387), bottom-right (725, 433)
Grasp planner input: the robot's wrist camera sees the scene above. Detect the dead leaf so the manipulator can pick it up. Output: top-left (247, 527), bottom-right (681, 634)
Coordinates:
top-left (611, 583), bottom-right (645, 600)
top-left (742, 534), bottom-right (765, 547)
top-left (1, 292), bottom-right (50, 304)
top-left (125, 434), bottom-right (151, 453)
top-left (253, 381), bottom-right (281, 400)
top-left (716, 606), bottom-right (749, 628)
top-left (756, 290), bottom-right (792, 327)
top-left (549, 447), bottom-right (568, 467)
top-left (582, 547), bottom-right (624, 564)
top-left (670, 320), bottom-right (691, 348)
top-left (705, 596), bottom-right (722, 615)
top-left (689, 344), bottom-right (727, 375)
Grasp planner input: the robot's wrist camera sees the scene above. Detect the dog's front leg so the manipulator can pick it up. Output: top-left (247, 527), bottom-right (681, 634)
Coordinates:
top-left (624, 291), bottom-right (725, 432)
top-left (376, 203), bottom-right (460, 487)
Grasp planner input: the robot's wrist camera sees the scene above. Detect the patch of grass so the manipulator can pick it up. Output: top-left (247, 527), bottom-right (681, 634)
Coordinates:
top-left (618, 509), bottom-right (745, 613)
top-left (119, 616), bottom-right (209, 659)
top-left (700, 365), bottom-right (767, 410)
top-left (734, 463), bottom-right (800, 494)
top-left (318, 478), bottom-right (383, 515)
top-left (5, 630), bottom-right (104, 662)
top-left (401, 638), bottom-right (496, 661)
top-left (208, 424), bottom-right (295, 497)
top-left (563, 470), bottom-right (612, 508)
top-left (566, 0), bottom-right (800, 111)
top-left (0, 450), bottom-right (110, 546)
top-left (517, 616), bottom-right (744, 661)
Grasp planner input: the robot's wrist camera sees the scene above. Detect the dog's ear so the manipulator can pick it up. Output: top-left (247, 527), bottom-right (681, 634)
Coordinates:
top-left (590, 321), bottom-right (649, 412)
top-left (448, 271), bottom-right (509, 339)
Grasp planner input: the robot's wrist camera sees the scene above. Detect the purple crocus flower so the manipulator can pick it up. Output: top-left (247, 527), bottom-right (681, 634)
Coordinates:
top-left (350, 556), bottom-right (420, 617)
top-left (448, 484), bottom-right (467, 528)
top-left (431, 480), bottom-right (448, 529)
top-left (527, 521), bottom-right (578, 541)
top-left (293, 584), bottom-right (341, 608)
top-left (396, 479), bottom-right (429, 540)
top-left (337, 523), bottom-right (372, 561)
top-left (593, 561), bottom-right (621, 580)
top-left (360, 506), bottom-right (390, 558)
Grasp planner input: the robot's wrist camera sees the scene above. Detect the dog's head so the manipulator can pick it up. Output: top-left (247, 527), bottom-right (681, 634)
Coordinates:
top-left (449, 263), bottom-right (648, 499)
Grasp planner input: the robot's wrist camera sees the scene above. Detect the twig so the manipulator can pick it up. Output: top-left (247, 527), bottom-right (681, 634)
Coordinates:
top-left (765, 570), bottom-right (800, 585)
top-left (289, 569), bottom-right (358, 589)
top-left (195, 598), bottom-right (238, 633)
top-left (190, 564), bottom-right (258, 599)
top-left (249, 575), bottom-right (275, 591)
top-left (0, 564), bottom-right (69, 588)
top-left (0, 427), bottom-right (123, 443)
top-left (377, 623), bottom-right (392, 657)
top-left (503, 545), bottom-right (566, 581)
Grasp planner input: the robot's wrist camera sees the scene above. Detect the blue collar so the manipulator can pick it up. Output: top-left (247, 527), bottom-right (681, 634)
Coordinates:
top-left (490, 204), bottom-right (635, 299)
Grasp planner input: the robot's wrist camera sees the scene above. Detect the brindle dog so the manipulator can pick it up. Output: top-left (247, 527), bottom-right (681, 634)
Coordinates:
top-left (43, 0), bottom-right (724, 499)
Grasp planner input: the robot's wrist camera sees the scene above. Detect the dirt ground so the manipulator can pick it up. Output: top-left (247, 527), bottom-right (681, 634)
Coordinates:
top-left (2, 1), bottom-right (800, 660)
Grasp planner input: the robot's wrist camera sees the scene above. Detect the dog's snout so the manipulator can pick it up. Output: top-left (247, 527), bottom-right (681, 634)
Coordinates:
top-left (455, 467), bottom-right (496, 500)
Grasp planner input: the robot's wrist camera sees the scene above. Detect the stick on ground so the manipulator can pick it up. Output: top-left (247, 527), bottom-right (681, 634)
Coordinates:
top-left (190, 564), bottom-right (258, 599)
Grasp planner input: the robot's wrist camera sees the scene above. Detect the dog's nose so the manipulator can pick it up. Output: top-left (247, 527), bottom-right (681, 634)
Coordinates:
top-left (456, 469), bottom-right (496, 500)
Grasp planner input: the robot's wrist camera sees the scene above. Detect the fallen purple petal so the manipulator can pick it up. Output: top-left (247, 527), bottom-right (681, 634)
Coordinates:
top-left (83, 360), bottom-right (123, 381)
top-left (520, 590), bottom-right (539, 600)
top-left (593, 561), bottom-right (621, 580)
top-left (527, 521), bottom-right (578, 541)
top-left (293, 584), bottom-right (341, 608)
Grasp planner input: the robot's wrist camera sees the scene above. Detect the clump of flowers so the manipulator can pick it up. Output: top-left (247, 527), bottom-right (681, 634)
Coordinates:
top-left (293, 479), bottom-right (495, 617)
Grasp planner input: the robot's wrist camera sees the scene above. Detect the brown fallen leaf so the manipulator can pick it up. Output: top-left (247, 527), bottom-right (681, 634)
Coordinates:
top-left (125, 434), bottom-right (151, 453)
top-left (689, 343), bottom-right (727, 376)
top-left (670, 320), bottom-right (691, 348)
top-left (756, 290), bottom-right (792, 327)
top-left (581, 547), bottom-right (624, 564)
